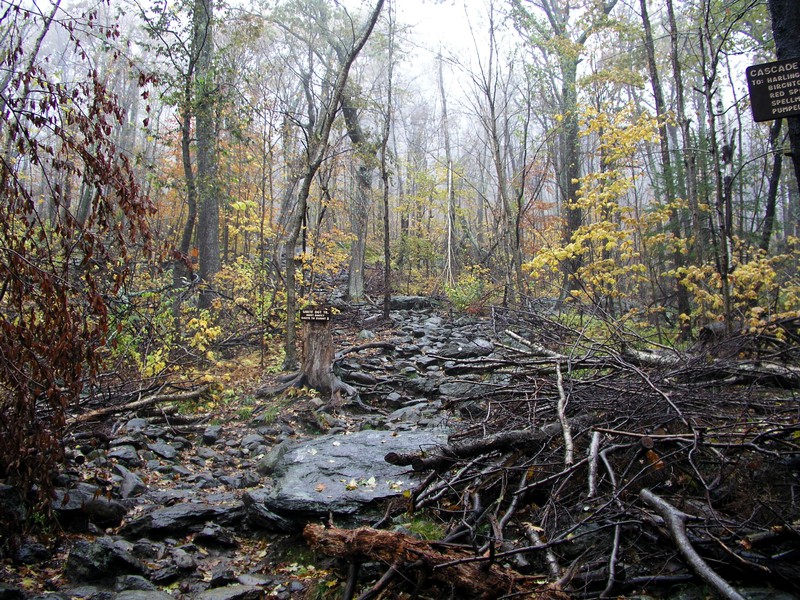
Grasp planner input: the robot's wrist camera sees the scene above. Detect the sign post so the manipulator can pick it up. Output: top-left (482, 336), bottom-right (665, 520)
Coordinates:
top-left (746, 58), bottom-right (800, 122)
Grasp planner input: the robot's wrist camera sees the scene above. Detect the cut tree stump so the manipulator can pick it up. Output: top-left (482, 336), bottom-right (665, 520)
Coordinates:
top-left (256, 307), bottom-right (356, 404)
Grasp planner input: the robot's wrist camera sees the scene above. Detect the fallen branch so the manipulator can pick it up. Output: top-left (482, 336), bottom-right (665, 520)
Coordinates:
top-left (555, 363), bottom-right (574, 465)
top-left (69, 385), bottom-right (211, 425)
top-left (304, 524), bottom-right (565, 600)
top-left (639, 489), bottom-right (746, 600)
top-left (384, 428), bottom-right (548, 472)
top-left (335, 341), bottom-right (396, 360)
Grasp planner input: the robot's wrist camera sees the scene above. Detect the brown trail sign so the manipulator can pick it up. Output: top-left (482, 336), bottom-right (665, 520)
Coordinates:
top-left (746, 57), bottom-right (800, 121)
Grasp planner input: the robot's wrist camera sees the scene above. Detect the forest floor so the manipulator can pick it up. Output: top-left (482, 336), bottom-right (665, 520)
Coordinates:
top-left (3, 298), bottom-right (800, 600)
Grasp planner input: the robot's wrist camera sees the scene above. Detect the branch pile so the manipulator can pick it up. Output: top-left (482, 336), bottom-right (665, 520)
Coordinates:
top-left (309, 308), bottom-right (800, 599)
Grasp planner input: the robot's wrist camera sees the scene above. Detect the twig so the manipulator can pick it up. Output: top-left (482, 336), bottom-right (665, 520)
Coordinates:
top-left (522, 522), bottom-right (560, 580)
top-left (356, 562), bottom-right (400, 600)
top-left (639, 489), bottom-right (746, 600)
top-left (504, 329), bottom-right (564, 359)
top-left (588, 431), bottom-right (602, 498)
top-left (555, 363), bottom-right (574, 465)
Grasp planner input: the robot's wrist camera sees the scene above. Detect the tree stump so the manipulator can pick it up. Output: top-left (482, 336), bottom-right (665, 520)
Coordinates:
top-left (256, 305), bottom-right (356, 404)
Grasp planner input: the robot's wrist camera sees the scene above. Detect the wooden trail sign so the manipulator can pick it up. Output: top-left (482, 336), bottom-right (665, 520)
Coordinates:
top-left (746, 58), bottom-right (800, 122)
top-left (300, 305), bottom-right (332, 322)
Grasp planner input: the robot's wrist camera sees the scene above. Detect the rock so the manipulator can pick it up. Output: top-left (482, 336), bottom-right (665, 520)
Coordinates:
top-left (0, 484), bottom-right (25, 525)
top-left (119, 501), bottom-right (244, 538)
top-left (195, 584), bottom-right (264, 600)
top-left (203, 425), bottom-right (223, 445)
top-left (114, 575), bottom-right (157, 592)
top-left (114, 464), bottom-right (147, 498)
top-left (64, 537), bottom-right (145, 582)
top-left (256, 441), bottom-right (291, 476)
top-left (193, 523), bottom-right (238, 548)
top-left (390, 295), bottom-right (436, 310)
top-left (108, 445), bottom-right (142, 467)
top-left (242, 490), bottom-right (297, 533)
top-left (147, 441), bottom-right (178, 460)
top-left (262, 429), bottom-right (447, 515)
top-left (0, 584), bottom-right (25, 599)
top-left (117, 591), bottom-right (175, 600)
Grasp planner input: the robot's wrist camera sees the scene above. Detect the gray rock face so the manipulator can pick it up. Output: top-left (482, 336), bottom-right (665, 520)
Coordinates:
top-left (65, 537), bottom-right (145, 582)
top-left (119, 501), bottom-right (244, 538)
top-left (195, 584), bottom-right (264, 600)
top-left (263, 429), bottom-right (447, 514)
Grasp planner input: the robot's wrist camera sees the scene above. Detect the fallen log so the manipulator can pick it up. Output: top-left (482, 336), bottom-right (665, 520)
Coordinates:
top-left (304, 524), bottom-right (567, 600)
top-left (68, 385), bottom-right (211, 426)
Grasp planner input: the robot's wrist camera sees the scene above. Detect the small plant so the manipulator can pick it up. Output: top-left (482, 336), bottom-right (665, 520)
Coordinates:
top-left (401, 514), bottom-right (445, 540)
top-left (445, 265), bottom-right (492, 312)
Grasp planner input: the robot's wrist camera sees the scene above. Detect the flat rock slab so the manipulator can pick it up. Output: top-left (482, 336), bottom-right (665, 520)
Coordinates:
top-left (265, 429), bottom-right (447, 514)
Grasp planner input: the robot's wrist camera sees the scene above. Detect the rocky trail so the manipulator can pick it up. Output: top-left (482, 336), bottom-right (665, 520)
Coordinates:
top-left (2, 297), bottom-right (800, 600)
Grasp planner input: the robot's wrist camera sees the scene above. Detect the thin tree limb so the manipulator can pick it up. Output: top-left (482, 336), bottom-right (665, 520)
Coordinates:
top-left (639, 489), bottom-right (746, 600)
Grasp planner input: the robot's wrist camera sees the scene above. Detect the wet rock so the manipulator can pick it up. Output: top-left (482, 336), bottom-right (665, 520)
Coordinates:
top-left (119, 501), bottom-right (244, 538)
top-left (114, 575), bottom-right (157, 592)
top-left (203, 425), bottom-right (223, 445)
top-left (195, 584), bottom-right (264, 600)
top-left (194, 523), bottom-right (238, 548)
top-left (262, 429), bottom-right (447, 515)
top-left (0, 584), bottom-right (25, 599)
top-left (242, 490), bottom-right (297, 533)
top-left (108, 445), bottom-right (142, 467)
top-left (117, 591), bottom-right (175, 600)
top-left (390, 295), bottom-right (436, 310)
top-left (114, 464), bottom-right (147, 499)
top-left (64, 537), bottom-right (145, 582)
top-left (147, 440), bottom-right (178, 460)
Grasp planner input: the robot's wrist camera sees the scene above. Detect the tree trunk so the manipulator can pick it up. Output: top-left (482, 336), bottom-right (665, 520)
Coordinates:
top-left (767, 0), bottom-right (800, 193)
top-left (341, 87), bottom-right (372, 302)
top-left (439, 52), bottom-right (457, 287)
top-left (760, 118), bottom-right (783, 253)
top-left (381, 6), bottom-right (396, 321)
top-left (281, 0), bottom-right (385, 371)
top-left (194, 0), bottom-right (219, 309)
top-left (640, 0), bottom-right (691, 333)
top-left (667, 0), bottom-right (702, 260)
